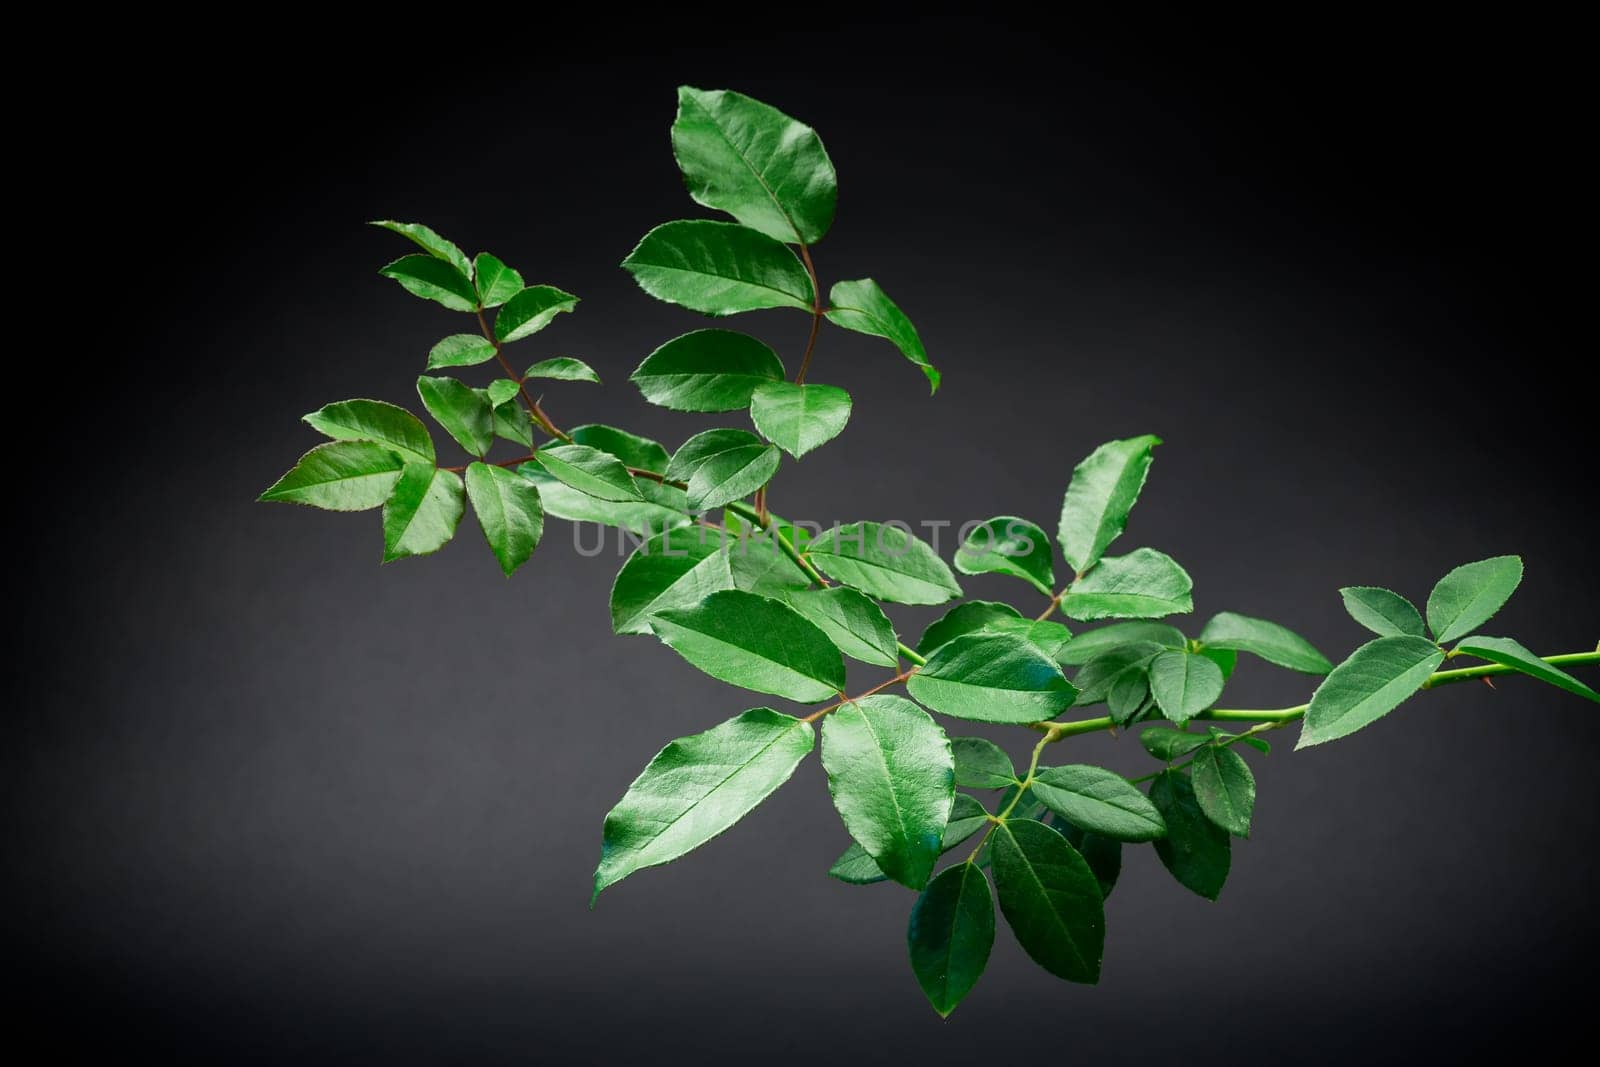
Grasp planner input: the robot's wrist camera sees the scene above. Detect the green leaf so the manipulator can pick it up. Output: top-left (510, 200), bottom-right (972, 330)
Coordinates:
top-left (531, 444), bottom-right (646, 503)
top-left (990, 819), bottom-right (1104, 983)
top-left (1198, 646), bottom-right (1238, 680)
top-left (630, 329), bottom-right (784, 412)
top-left (516, 426), bottom-right (689, 535)
top-left (1190, 746), bottom-right (1255, 837)
top-left (473, 252), bottom-right (523, 307)
top-left (784, 587), bottom-right (899, 667)
top-left (1340, 585), bottom-right (1426, 638)
top-left (825, 278), bottom-right (938, 392)
top-left (427, 333), bottom-right (500, 369)
top-left (1070, 643), bottom-right (1166, 707)
top-left (918, 602), bottom-right (1022, 656)
top-left (1056, 435), bottom-right (1161, 574)
top-left (1147, 649), bottom-right (1225, 725)
top-left (651, 589), bottom-right (845, 702)
top-left (486, 379), bottom-right (521, 407)
top-left (259, 441), bottom-right (405, 511)
top-left (907, 633), bottom-right (1078, 724)
top-left (1031, 765), bottom-right (1166, 842)
top-left (622, 220), bottom-right (813, 315)
top-left (822, 695), bottom-right (953, 889)
top-left (829, 794), bottom-right (988, 886)
top-left (593, 708), bottom-right (813, 902)
top-left (302, 399), bottom-right (434, 465)
top-left (378, 254), bottom-right (477, 311)
top-left (1426, 555), bottom-right (1523, 644)
top-left (381, 464), bottom-right (465, 562)
top-left (808, 522), bottom-right (961, 606)
top-left (1149, 771), bottom-right (1230, 900)
top-left (1053, 819), bottom-right (1122, 898)
top-left (723, 511), bottom-right (815, 596)
top-left (1298, 635), bottom-right (1446, 748)
top-left (610, 526), bottom-right (735, 635)
top-left (495, 285), bottom-right (580, 343)
top-left (1106, 665), bottom-right (1153, 725)
top-left (1062, 548), bottom-right (1193, 621)
top-left (416, 375), bottom-right (493, 457)
top-left (371, 220), bottom-right (473, 279)
top-left (982, 618), bottom-right (1074, 661)
top-left (524, 357), bottom-right (600, 384)
top-left (1198, 612), bottom-right (1332, 674)
top-left (1140, 726), bottom-right (1211, 761)
top-left (908, 862), bottom-right (995, 1018)
top-left (665, 428), bottom-right (780, 511)
top-left (952, 737), bottom-right (1017, 788)
top-left (1453, 635), bottom-right (1600, 703)
top-left (671, 86), bottom-right (837, 245)
top-left (464, 462), bottom-right (543, 576)
top-left (1057, 622), bottom-right (1187, 666)
top-left (953, 516), bottom-right (1055, 596)
top-left (748, 381), bottom-right (852, 458)
top-left (486, 392), bottom-right (534, 447)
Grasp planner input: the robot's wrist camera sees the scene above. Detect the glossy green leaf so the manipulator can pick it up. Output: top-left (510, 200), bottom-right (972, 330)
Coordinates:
top-left (822, 695), bottom-right (953, 889)
top-left (952, 737), bottom-right (1017, 788)
top-left (907, 633), bottom-right (1078, 724)
top-left (524, 357), bottom-right (601, 384)
top-left (495, 285), bottom-right (580, 343)
top-left (520, 461), bottom-right (689, 536)
top-left (486, 379), bottom-right (521, 407)
top-left (825, 278), bottom-right (938, 392)
top-left (666, 428), bottom-right (780, 511)
top-left (610, 526), bottom-right (736, 635)
top-left (723, 512), bottom-right (815, 597)
top-left (631, 329), bottom-right (784, 412)
top-left (1149, 771), bottom-right (1230, 900)
top-left (379, 254), bottom-right (477, 311)
top-left (1199, 612), bottom-right (1332, 674)
top-left (427, 333), bottom-right (499, 369)
top-left (829, 794), bottom-right (988, 886)
top-left (1426, 555), bottom-right (1523, 644)
top-left (258, 441), bottom-right (405, 511)
top-left (808, 522), bottom-right (961, 606)
top-left (749, 381), bottom-right (852, 458)
top-left (918, 602), bottom-right (1023, 656)
top-left (1140, 726), bottom-right (1211, 761)
top-left (1057, 621), bottom-right (1187, 666)
top-left (381, 464), bottom-right (465, 562)
top-left (1057, 435), bottom-right (1161, 574)
top-left (531, 444), bottom-right (646, 503)
top-left (1453, 635), bottom-right (1600, 703)
top-left (302, 399), bottom-right (434, 465)
top-left (1062, 548), bottom-right (1193, 621)
top-left (1190, 746), bottom-right (1255, 837)
top-left (464, 462), bottom-right (543, 576)
top-left (1147, 649), bottom-right (1225, 725)
top-left (1340, 585), bottom-right (1426, 638)
top-left (1031, 765), bottom-right (1165, 842)
top-left (565, 423), bottom-right (689, 514)
top-left (1070, 643), bottom-right (1166, 707)
top-left (908, 862), bottom-right (994, 1018)
top-left (622, 220), bottom-right (813, 315)
top-left (1054, 820), bottom-right (1121, 898)
top-left (1198, 646), bottom-right (1238, 680)
top-left (371, 220), bottom-right (473, 279)
top-left (985, 619), bottom-right (1074, 661)
top-left (593, 708), bottom-right (813, 902)
top-left (473, 252), bottom-right (523, 307)
top-left (487, 392), bottom-right (534, 447)
top-left (1298, 635), bottom-right (1446, 748)
top-left (671, 86), bottom-right (837, 245)
top-left (416, 375), bottom-right (493, 457)
top-left (784, 586), bottom-right (898, 667)
top-left (651, 589), bottom-right (845, 702)
top-left (954, 516), bottom-right (1055, 596)
top-left (991, 819), bottom-right (1104, 983)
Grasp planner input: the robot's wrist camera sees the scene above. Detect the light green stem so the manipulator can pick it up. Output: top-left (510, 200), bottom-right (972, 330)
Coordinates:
top-left (723, 500), bottom-right (830, 587)
top-left (1424, 649), bottom-right (1600, 688)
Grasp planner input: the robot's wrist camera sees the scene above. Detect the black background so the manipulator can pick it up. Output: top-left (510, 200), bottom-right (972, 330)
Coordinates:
top-left (13, 13), bottom-right (1598, 1063)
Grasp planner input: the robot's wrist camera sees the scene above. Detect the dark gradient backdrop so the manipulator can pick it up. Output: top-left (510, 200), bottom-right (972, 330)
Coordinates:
top-left (12, 15), bottom-right (1598, 1064)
